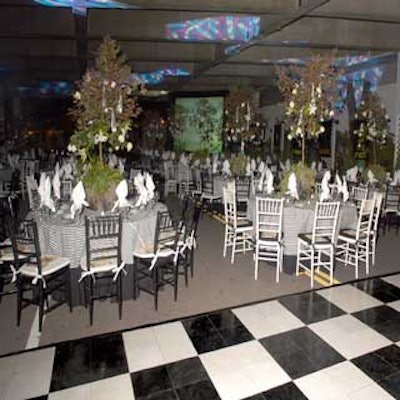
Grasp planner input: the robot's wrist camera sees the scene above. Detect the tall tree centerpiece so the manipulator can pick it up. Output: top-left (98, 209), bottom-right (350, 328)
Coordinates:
top-left (68, 37), bottom-right (143, 209)
top-left (277, 53), bottom-right (339, 164)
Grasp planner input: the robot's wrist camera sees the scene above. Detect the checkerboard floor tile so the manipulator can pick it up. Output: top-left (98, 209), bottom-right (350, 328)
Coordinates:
top-left (2, 274), bottom-right (400, 400)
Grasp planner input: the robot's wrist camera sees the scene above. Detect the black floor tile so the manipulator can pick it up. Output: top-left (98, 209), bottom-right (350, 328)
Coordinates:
top-left (263, 382), bottom-right (308, 400)
top-left (279, 292), bottom-right (345, 324)
top-left (374, 345), bottom-right (400, 370)
top-left (183, 310), bottom-right (254, 353)
top-left (27, 397), bottom-right (48, 400)
top-left (261, 327), bottom-right (344, 379)
top-left (353, 306), bottom-right (400, 341)
top-left (167, 357), bottom-right (208, 389)
top-left (243, 394), bottom-right (265, 400)
top-left (352, 352), bottom-right (397, 383)
top-left (138, 389), bottom-right (178, 400)
top-left (354, 279), bottom-right (400, 303)
top-left (131, 365), bottom-right (172, 398)
top-left (378, 372), bottom-right (400, 399)
top-left (50, 333), bottom-right (128, 392)
top-left (175, 379), bottom-right (220, 400)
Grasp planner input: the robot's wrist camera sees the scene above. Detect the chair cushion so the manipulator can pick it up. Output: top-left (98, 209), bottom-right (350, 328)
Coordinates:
top-left (258, 231), bottom-right (278, 241)
top-left (230, 219), bottom-right (253, 228)
top-left (20, 255), bottom-right (70, 277)
top-left (338, 229), bottom-right (367, 240)
top-left (298, 233), bottom-right (331, 245)
top-left (80, 249), bottom-right (118, 273)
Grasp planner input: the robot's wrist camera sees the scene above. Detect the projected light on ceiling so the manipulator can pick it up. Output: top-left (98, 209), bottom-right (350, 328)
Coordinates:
top-left (132, 68), bottom-right (190, 85)
top-left (34, 1), bottom-right (132, 16)
top-left (166, 16), bottom-right (260, 42)
top-left (18, 81), bottom-right (73, 97)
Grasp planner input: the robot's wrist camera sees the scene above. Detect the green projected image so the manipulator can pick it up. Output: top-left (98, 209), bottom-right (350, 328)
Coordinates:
top-left (174, 96), bottom-right (223, 153)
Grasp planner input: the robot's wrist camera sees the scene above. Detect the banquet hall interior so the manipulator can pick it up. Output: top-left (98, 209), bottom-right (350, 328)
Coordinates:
top-left (1, 1), bottom-right (400, 399)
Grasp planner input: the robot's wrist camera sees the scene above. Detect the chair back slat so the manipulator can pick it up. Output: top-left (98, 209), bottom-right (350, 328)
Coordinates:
top-left (223, 188), bottom-right (237, 228)
top-left (256, 197), bottom-right (284, 240)
top-left (356, 199), bottom-right (375, 239)
top-left (312, 202), bottom-right (340, 243)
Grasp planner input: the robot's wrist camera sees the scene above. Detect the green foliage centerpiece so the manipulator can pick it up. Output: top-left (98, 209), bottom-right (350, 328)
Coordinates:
top-left (277, 53), bottom-right (339, 164)
top-left (280, 163), bottom-right (316, 200)
top-left (68, 37), bottom-right (143, 210)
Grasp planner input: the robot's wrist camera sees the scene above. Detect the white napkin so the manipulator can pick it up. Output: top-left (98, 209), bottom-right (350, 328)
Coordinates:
top-left (118, 159), bottom-right (125, 175)
top-left (251, 159), bottom-right (257, 172)
top-left (43, 177), bottom-right (55, 212)
top-left (318, 162), bottom-right (323, 172)
top-left (180, 153), bottom-right (187, 166)
top-left (134, 173), bottom-right (148, 207)
top-left (288, 172), bottom-right (299, 200)
top-left (311, 161), bottom-right (316, 170)
top-left (38, 172), bottom-right (46, 206)
top-left (111, 180), bottom-right (129, 211)
top-left (258, 169), bottom-right (266, 192)
top-left (266, 155), bottom-right (272, 164)
top-left (52, 169), bottom-right (61, 200)
top-left (213, 160), bottom-right (219, 175)
top-left (194, 159), bottom-right (200, 167)
top-left (245, 162), bottom-right (252, 177)
top-left (342, 176), bottom-right (349, 202)
top-left (393, 170), bottom-right (400, 186)
top-left (285, 159), bottom-right (291, 170)
top-left (70, 181), bottom-right (89, 219)
top-left (108, 154), bottom-right (118, 169)
top-left (145, 172), bottom-right (155, 201)
top-left (222, 160), bottom-right (231, 176)
top-left (367, 170), bottom-right (377, 184)
top-left (206, 157), bottom-right (211, 169)
top-left (258, 161), bottom-right (265, 175)
top-left (266, 168), bottom-right (274, 195)
top-left (320, 171), bottom-right (331, 202)
top-left (171, 151), bottom-right (176, 161)
top-left (346, 165), bottom-right (358, 183)
top-left (63, 162), bottom-right (73, 180)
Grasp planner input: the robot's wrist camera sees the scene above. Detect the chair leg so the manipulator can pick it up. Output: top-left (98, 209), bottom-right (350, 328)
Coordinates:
top-left (132, 265), bottom-right (137, 300)
top-left (295, 241), bottom-right (300, 276)
top-left (231, 234), bottom-right (236, 264)
top-left (174, 265), bottom-right (178, 302)
top-left (17, 277), bottom-right (22, 326)
top-left (276, 246), bottom-right (280, 283)
top-left (118, 275), bottom-right (123, 320)
top-left (38, 283), bottom-right (44, 332)
top-left (89, 279), bottom-right (94, 325)
top-left (355, 244), bottom-right (359, 279)
top-left (254, 244), bottom-right (259, 280)
top-left (310, 248), bottom-right (315, 288)
top-left (66, 269), bottom-right (73, 313)
top-left (190, 249), bottom-right (194, 278)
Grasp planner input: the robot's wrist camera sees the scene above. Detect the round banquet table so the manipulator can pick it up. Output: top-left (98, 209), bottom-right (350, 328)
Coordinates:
top-left (246, 197), bottom-right (359, 273)
top-left (28, 202), bottom-right (168, 305)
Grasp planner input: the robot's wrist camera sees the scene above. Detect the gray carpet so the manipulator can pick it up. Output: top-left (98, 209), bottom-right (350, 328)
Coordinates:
top-left (0, 212), bottom-right (399, 357)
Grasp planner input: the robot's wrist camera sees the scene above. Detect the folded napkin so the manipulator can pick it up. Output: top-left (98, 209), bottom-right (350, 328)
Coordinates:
top-left (193, 159), bottom-right (200, 167)
top-left (251, 159), bottom-right (257, 172)
top-left (38, 172), bottom-right (46, 207)
top-left (341, 176), bottom-right (349, 202)
top-left (245, 162), bottom-right (252, 177)
top-left (118, 159), bottom-right (125, 175)
top-left (134, 173), bottom-right (148, 207)
top-left (346, 165), bottom-right (358, 183)
top-left (367, 169), bottom-right (377, 184)
top-left (180, 153), bottom-right (188, 166)
top-left (52, 169), bottom-right (61, 200)
top-left (222, 160), bottom-right (231, 176)
top-left (266, 168), bottom-right (274, 195)
top-left (145, 172), bottom-right (155, 201)
top-left (171, 151), bottom-right (176, 161)
top-left (63, 162), bottom-right (73, 180)
top-left (108, 154), bottom-right (118, 169)
top-left (258, 161), bottom-right (265, 175)
top-left (43, 177), bottom-right (56, 212)
top-left (258, 169), bottom-right (266, 192)
top-left (205, 157), bottom-right (211, 169)
top-left (70, 181), bottom-right (89, 219)
top-left (311, 161), bottom-right (316, 170)
top-left (320, 171), bottom-right (331, 202)
top-left (393, 170), bottom-right (400, 186)
top-left (288, 172), bottom-right (299, 200)
top-left (112, 180), bottom-right (129, 211)
top-left (285, 159), bottom-right (291, 170)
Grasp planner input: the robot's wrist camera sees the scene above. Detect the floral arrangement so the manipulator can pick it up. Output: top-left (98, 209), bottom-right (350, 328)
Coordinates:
top-left (230, 154), bottom-right (247, 177)
top-left (224, 86), bottom-right (262, 150)
top-left (69, 37), bottom-right (143, 162)
top-left (280, 163), bottom-right (316, 200)
top-left (277, 53), bottom-right (340, 164)
top-left (361, 164), bottom-right (387, 185)
top-left (68, 37), bottom-right (144, 209)
top-left (353, 92), bottom-right (390, 164)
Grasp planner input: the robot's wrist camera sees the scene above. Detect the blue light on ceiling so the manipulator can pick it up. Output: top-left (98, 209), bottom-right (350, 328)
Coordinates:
top-left (34, 1), bottom-right (132, 16)
top-left (166, 16), bottom-right (260, 43)
top-left (132, 68), bottom-right (190, 85)
top-left (18, 80), bottom-right (73, 97)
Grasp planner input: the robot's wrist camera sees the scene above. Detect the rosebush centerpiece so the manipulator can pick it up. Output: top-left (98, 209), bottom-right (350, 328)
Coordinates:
top-left (361, 164), bottom-right (387, 186)
top-left (280, 163), bottom-right (316, 200)
top-left (68, 37), bottom-right (143, 210)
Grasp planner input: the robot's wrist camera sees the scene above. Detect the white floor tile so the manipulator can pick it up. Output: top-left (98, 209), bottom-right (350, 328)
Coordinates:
top-left (153, 321), bottom-right (197, 364)
top-left (388, 300), bottom-right (400, 312)
top-left (200, 340), bottom-right (290, 400)
top-left (295, 361), bottom-right (380, 400)
top-left (123, 321), bottom-right (196, 372)
top-left (318, 284), bottom-right (382, 313)
top-left (347, 383), bottom-right (395, 400)
top-left (382, 274), bottom-right (400, 289)
top-left (1, 347), bottom-right (55, 400)
top-left (233, 300), bottom-right (304, 339)
top-left (49, 374), bottom-right (135, 400)
top-left (310, 315), bottom-right (391, 359)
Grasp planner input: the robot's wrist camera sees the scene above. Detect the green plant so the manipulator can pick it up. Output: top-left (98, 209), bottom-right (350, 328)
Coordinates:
top-left (230, 154), bottom-right (247, 177)
top-left (192, 149), bottom-right (209, 163)
top-left (361, 164), bottom-right (387, 185)
top-left (280, 162), bottom-right (316, 199)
